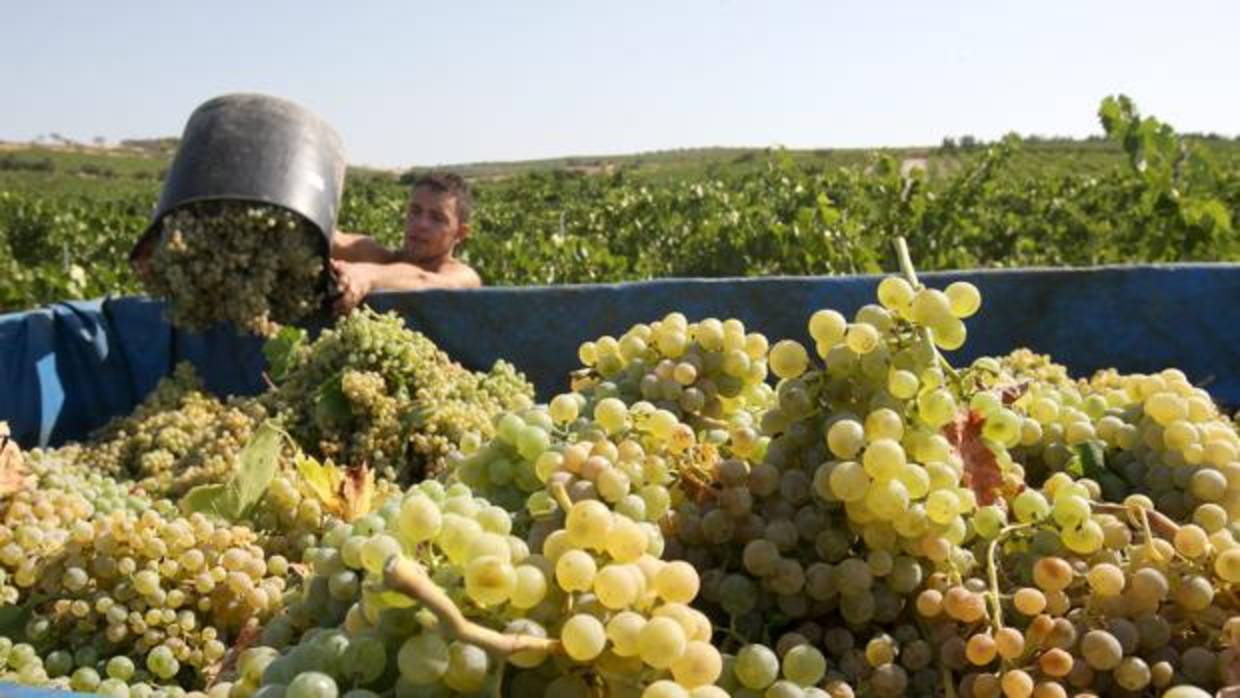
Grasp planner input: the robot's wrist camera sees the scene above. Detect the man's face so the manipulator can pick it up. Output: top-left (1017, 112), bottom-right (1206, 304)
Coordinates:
top-left (404, 186), bottom-right (465, 262)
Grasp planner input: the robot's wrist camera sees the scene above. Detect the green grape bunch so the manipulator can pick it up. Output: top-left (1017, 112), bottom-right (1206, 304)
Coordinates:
top-left (56, 362), bottom-right (270, 499)
top-left (143, 201), bottom-right (332, 337)
top-left (573, 313), bottom-right (777, 437)
top-left (267, 309), bottom-right (534, 483)
top-left (0, 455), bottom-right (293, 693)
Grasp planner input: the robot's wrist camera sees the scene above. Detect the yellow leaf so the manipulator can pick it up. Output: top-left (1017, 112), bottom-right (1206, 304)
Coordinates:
top-left (296, 455), bottom-right (340, 505)
top-left (294, 454), bottom-right (375, 522)
top-left (0, 422), bottom-right (30, 498)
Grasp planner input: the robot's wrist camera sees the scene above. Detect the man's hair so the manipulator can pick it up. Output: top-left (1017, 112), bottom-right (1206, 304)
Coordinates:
top-left (410, 172), bottom-right (473, 225)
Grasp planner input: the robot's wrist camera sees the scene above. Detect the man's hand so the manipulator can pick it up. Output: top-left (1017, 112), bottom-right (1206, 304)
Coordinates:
top-left (331, 259), bottom-right (374, 315)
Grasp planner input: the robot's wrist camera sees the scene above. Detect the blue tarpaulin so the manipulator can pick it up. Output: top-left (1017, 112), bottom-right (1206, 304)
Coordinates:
top-left (2, 264), bottom-right (1238, 449)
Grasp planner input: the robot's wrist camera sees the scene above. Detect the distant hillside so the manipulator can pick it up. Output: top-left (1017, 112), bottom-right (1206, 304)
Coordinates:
top-left (117, 137), bottom-right (181, 157)
top-left (3, 134), bottom-right (1239, 195)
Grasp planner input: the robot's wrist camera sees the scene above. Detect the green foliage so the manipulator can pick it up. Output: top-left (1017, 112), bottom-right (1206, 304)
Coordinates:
top-left (0, 597), bottom-right (36, 639)
top-left (0, 190), bottom-right (152, 311)
top-left (1066, 441), bottom-right (1109, 480)
top-left (1, 96), bottom-right (1238, 314)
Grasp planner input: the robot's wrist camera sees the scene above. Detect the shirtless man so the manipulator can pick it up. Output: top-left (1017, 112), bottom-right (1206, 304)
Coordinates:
top-left (330, 172), bottom-right (481, 314)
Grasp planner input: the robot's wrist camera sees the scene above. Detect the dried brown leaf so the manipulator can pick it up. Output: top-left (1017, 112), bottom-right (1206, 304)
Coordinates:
top-left (942, 409), bottom-right (1006, 507)
top-left (338, 465), bottom-right (375, 522)
top-left (674, 443), bottom-right (721, 504)
top-left (204, 618), bottom-right (262, 687)
top-left (996, 381), bottom-right (1030, 405)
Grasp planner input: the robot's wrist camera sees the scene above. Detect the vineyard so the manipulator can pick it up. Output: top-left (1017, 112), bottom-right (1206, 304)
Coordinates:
top-left (2, 96), bottom-right (1238, 314)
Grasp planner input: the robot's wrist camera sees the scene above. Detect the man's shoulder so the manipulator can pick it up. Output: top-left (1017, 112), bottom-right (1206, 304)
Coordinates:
top-left (445, 258), bottom-right (482, 288)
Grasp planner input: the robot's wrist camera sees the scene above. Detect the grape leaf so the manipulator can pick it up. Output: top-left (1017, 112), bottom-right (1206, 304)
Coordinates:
top-left (314, 371), bottom-right (352, 425)
top-left (0, 590), bottom-right (49, 639)
top-left (673, 443), bottom-right (723, 505)
top-left (1065, 441), bottom-right (1108, 480)
top-left (296, 454), bottom-right (340, 506)
top-left (0, 599), bottom-right (34, 639)
top-left (405, 403), bottom-right (432, 429)
top-left (219, 420), bottom-right (283, 517)
top-left (996, 381), bottom-right (1029, 405)
top-left (182, 421), bottom-right (283, 521)
top-left (942, 410), bottom-right (1006, 507)
top-left (181, 484), bottom-right (231, 519)
top-left (1182, 197), bottom-right (1232, 233)
top-left (262, 325), bottom-right (307, 384)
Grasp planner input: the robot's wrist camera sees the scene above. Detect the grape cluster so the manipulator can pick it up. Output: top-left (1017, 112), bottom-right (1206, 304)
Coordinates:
top-left (573, 313), bottom-right (776, 435)
top-left (0, 455), bottom-right (292, 693)
top-left (1018, 361), bottom-right (1240, 526)
top-left (228, 273), bottom-right (1240, 698)
top-left (575, 274), bottom-right (1240, 697)
top-left (143, 201), bottom-right (330, 336)
top-left (268, 309), bottom-right (533, 483)
top-left (234, 396), bottom-right (729, 698)
top-left (654, 282), bottom-right (984, 585)
top-left (450, 405), bottom-right (561, 514)
top-left (910, 500), bottom-right (1240, 697)
top-left (58, 362), bottom-right (269, 499)
top-left (454, 313), bottom-right (776, 521)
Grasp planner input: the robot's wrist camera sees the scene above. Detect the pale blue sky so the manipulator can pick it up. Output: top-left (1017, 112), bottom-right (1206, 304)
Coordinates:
top-left (2, 1), bottom-right (1236, 168)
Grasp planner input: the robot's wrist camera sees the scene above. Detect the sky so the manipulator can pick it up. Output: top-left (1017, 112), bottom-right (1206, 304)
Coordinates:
top-left (2, 0), bottom-right (1237, 169)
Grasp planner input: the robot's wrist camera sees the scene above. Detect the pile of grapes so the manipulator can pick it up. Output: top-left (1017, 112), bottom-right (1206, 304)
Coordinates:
top-left (56, 363), bottom-right (271, 499)
top-left (265, 309), bottom-right (535, 484)
top-left (4, 258), bottom-right (1240, 698)
top-left (142, 202), bottom-right (332, 337)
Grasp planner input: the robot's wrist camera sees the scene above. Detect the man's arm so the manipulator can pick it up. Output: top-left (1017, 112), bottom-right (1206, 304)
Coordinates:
top-left (331, 231), bottom-right (396, 263)
top-left (331, 259), bottom-right (481, 314)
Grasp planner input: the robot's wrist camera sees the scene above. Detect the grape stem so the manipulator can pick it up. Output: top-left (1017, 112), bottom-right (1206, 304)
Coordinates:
top-left (383, 555), bottom-right (561, 657)
top-left (986, 522), bottom-right (1035, 632)
top-left (892, 236), bottom-right (963, 388)
top-left (1091, 501), bottom-right (1179, 541)
top-left (695, 415), bottom-right (732, 432)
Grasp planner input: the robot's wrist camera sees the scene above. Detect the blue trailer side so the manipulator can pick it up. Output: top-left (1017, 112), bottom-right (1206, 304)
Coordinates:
top-left (1, 265), bottom-right (1238, 449)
